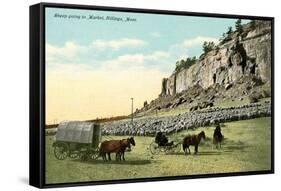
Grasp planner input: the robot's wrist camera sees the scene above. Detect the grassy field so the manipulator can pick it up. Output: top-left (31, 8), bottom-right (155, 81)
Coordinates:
top-left (45, 117), bottom-right (272, 184)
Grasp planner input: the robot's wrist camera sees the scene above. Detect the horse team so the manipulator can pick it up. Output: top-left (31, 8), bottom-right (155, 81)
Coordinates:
top-left (99, 125), bottom-right (223, 161)
top-left (99, 137), bottom-right (135, 161)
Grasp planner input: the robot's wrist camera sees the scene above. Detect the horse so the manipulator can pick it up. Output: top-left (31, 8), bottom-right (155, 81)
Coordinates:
top-left (99, 137), bottom-right (135, 161)
top-left (213, 125), bottom-right (224, 149)
top-left (116, 137), bottom-right (135, 161)
top-left (182, 131), bottom-right (206, 155)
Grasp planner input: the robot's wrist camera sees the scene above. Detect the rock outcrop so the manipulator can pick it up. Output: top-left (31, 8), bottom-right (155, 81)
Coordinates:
top-left (161, 21), bottom-right (271, 96)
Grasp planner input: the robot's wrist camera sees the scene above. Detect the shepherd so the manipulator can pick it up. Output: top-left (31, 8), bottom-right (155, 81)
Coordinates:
top-left (182, 131), bottom-right (206, 155)
top-left (213, 124), bottom-right (224, 149)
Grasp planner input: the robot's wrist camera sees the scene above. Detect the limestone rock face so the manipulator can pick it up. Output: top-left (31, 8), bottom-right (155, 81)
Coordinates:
top-left (166, 73), bottom-right (176, 96)
top-left (162, 20), bottom-right (271, 96)
top-left (160, 78), bottom-right (168, 96)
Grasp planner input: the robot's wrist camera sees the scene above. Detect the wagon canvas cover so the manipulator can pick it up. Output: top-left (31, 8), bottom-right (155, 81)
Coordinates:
top-left (55, 121), bottom-right (96, 144)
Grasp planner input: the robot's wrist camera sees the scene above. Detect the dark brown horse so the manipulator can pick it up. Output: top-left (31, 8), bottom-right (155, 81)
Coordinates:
top-left (213, 125), bottom-right (224, 149)
top-left (99, 137), bottom-right (135, 161)
top-left (116, 137), bottom-right (136, 161)
top-left (182, 131), bottom-right (206, 155)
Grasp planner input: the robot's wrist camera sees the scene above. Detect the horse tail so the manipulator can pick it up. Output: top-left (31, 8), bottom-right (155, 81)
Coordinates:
top-left (99, 143), bottom-right (106, 158)
top-left (98, 146), bottom-right (103, 157)
top-left (182, 142), bottom-right (186, 151)
top-left (182, 137), bottom-right (185, 151)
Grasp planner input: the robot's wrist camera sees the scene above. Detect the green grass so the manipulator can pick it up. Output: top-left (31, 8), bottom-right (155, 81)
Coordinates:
top-left (46, 117), bottom-right (272, 184)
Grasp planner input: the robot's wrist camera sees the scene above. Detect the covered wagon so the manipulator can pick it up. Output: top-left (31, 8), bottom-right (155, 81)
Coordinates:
top-left (53, 121), bottom-right (101, 160)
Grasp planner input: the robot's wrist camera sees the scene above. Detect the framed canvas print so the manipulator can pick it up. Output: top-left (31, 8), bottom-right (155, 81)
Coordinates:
top-left (29, 2), bottom-right (274, 188)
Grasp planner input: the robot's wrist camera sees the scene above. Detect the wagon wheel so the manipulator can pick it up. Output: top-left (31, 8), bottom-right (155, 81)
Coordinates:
top-left (69, 151), bottom-right (79, 159)
top-left (165, 143), bottom-right (181, 154)
top-left (79, 149), bottom-right (97, 161)
top-left (164, 145), bottom-right (173, 154)
top-left (149, 142), bottom-right (160, 155)
top-left (79, 151), bottom-right (89, 161)
top-left (54, 142), bottom-right (69, 160)
top-left (90, 149), bottom-right (100, 160)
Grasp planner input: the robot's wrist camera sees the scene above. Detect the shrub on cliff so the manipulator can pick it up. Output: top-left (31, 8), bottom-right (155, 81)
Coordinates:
top-left (175, 56), bottom-right (197, 72)
top-left (219, 27), bottom-right (233, 44)
top-left (202, 41), bottom-right (215, 54)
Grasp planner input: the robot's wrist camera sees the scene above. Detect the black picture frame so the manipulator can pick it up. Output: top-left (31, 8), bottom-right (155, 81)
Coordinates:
top-left (30, 2), bottom-right (274, 188)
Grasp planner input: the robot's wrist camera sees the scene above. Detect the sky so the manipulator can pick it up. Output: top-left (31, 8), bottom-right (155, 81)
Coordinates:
top-left (45, 7), bottom-right (248, 124)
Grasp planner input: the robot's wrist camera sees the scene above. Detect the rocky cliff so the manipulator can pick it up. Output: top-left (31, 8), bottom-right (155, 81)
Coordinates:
top-left (161, 21), bottom-right (272, 96)
top-left (100, 21), bottom-right (272, 136)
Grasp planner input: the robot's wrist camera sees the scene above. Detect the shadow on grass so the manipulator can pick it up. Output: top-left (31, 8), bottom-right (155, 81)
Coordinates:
top-left (222, 140), bottom-right (250, 151)
top-left (73, 159), bottom-right (156, 165)
top-left (207, 143), bottom-right (250, 153)
top-left (167, 144), bottom-right (249, 156)
top-left (166, 142), bottom-right (248, 154)
top-left (180, 149), bottom-right (240, 156)
top-left (165, 152), bottom-right (186, 156)
top-left (165, 150), bottom-right (228, 156)
top-left (195, 151), bottom-right (225, 156)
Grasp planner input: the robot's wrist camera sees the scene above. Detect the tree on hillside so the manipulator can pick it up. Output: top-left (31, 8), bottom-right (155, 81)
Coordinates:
top-left (227, 26), bottom-right (233, 35)
top-left (219, 33), bottom-right (226, 43)
top-left (249, 20), bottom-right (256, 29)
top-left (202, 41), bottom-right (215, 54)
top-left (235, 19), bottom-right (243, 33)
